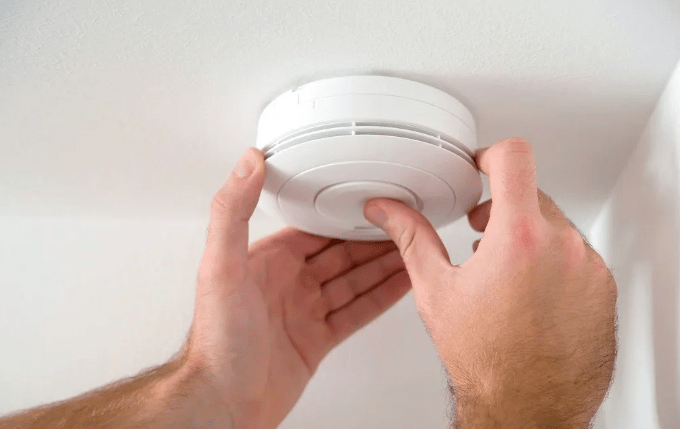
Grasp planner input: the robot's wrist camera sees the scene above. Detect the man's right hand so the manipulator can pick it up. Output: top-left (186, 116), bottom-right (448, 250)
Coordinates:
top-left (364, 138), bottom-right (617, 428)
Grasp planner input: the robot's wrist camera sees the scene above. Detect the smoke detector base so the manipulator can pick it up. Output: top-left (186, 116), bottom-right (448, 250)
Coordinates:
top-left (255, 76), bottom-right (482, 241)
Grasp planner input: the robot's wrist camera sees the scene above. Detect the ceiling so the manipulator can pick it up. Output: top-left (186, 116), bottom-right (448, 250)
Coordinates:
top-left (1, 0), bottom-right (680, 229)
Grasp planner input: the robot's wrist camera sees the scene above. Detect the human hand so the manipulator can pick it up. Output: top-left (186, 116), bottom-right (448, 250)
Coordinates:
top-left (364, 139), bottom-right (617, 428)
top-left (185, 148), bottom-right (411, 429)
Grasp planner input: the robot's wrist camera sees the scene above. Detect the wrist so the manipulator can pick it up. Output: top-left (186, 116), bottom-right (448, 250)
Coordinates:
top-left (152, 350), bottom-right (259, 429)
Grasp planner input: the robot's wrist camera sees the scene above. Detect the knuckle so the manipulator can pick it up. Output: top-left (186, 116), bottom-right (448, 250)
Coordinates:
top-left (396, 223), bottom-right (417, 263)
top-left (209, 192), bottom-right (231, 219)
top-left (508, 214), bottom-right (544, 256)
top-left (560, 226), bottom-right (586, 253)
top-left (556, 227), bottom-right (587, 269)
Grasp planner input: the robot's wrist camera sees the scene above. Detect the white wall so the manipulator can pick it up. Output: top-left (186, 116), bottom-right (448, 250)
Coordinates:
top-left (0, 211), bottom-right (483, 427)
top-left (0, 217), bottom-right (205, 410)
top-left (590, 60), bottom-right (680, 429)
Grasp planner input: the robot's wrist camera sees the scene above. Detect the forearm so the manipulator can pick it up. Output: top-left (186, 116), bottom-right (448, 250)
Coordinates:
top-left (0, 352), bottom-right (231, 429)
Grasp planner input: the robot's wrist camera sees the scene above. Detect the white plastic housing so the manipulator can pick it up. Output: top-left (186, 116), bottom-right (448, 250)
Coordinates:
top-left (255, 75), bottom-right (482, 241)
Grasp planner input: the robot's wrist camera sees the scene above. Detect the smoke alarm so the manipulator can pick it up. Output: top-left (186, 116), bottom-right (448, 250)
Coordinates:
top-left (255, 75), bottom-right (482, 241)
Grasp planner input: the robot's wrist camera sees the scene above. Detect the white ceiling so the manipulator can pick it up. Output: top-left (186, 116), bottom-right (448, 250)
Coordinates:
top-left (1, 0), bottom-right (680, 228)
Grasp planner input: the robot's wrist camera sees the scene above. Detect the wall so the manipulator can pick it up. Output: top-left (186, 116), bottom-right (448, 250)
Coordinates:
top-left (0, 217), bottom-right (205, 410)
top-left (0, 211), bottom-right (482, 427)
top-left (590, 60), bottom-right (680, 429)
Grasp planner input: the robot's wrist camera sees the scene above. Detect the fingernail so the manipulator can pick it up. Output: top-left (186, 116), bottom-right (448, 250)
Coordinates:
top-left (234, 149), bottom-right (255, 179)
top-left (365, 204), bottom-right (388, 228)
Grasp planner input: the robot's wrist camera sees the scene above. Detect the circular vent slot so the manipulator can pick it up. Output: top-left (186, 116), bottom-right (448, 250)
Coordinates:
top-left (262, 121), bottom-right (475, 167)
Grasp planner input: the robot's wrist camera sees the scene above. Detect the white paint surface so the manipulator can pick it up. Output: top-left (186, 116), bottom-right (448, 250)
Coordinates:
top-left (2, 0), bottom-right (680, 426)
top-left (590, 60), bottom-right (680, 429)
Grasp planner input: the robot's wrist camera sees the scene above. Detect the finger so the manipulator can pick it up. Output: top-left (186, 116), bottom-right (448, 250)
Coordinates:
top-left (364, 198), bottom-right (451, 285)
top-left (326, 270), bottom-right (411, 342)
top-left (306, 240), bottom-right (397, 284)
top-left (321, 249), bottom-right (405, 311)
top-left (249, 227), bottom-right (333, 259)
top-left (473, 239), bottom-right (481, 252)
top-left (475, 138), bottom-right (540, 218)
top-left (200, 148), bottom-right (265, 282)
top-left (305, 238), bottom-right (345, 261)
top-left (468, 199), bottom-right (492, 232)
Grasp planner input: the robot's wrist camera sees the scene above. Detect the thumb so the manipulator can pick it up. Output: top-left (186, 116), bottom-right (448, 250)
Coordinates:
top-left (364, 198), bottom-right (451, 284)
top-left (200, 147), bottom-right (265, 283)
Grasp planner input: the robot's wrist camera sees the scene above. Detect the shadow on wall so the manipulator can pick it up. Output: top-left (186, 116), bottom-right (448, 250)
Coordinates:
top-left (605, 107), bottom-right (680, 427)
